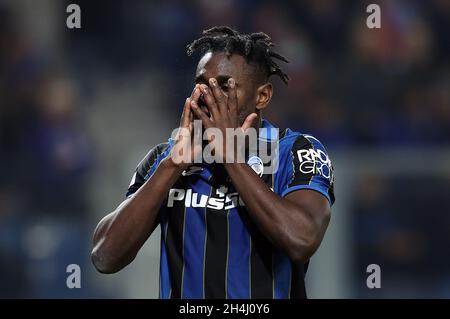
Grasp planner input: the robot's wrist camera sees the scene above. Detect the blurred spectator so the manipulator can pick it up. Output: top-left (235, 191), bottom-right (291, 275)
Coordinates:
top-left (22, 74), bottom-right (92, 216)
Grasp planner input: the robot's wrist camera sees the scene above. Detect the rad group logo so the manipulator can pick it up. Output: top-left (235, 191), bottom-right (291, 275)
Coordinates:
top-left (296, 148), bottom-right (333, 181)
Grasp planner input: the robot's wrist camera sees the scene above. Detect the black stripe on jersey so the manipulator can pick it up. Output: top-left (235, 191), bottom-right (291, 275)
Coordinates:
top-left (204, 196), bottom-right (229, 299)
top-left (242, 172), bottom-right (274, 299)
top-left (250, 230), bottom-right (273, 298)
top-left (290, 262), bottom-right (307, 299)
top-left (166, 186), bottom-right (186, 299)
top-left (288, 136), bottom-right (314, 188)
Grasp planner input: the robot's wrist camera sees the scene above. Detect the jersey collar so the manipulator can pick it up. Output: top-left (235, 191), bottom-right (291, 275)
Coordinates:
top-left (259, 119), bottom-right (279, 142)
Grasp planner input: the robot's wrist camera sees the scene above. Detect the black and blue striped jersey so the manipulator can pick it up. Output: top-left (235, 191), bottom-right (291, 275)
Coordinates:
top-left (126, 119), bottom-right (335, 299)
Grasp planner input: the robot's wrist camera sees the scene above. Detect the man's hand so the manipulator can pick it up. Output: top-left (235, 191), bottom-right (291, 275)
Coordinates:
top-left (190, 77), bottom-right (257, 163)
top-left (169, 85), bottom-right (203, 169)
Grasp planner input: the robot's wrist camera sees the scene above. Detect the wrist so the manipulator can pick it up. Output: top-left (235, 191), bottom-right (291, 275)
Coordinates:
top-left (161, 157), bottom-right (185, 175)
top-left (223, 161), bottom-right (245, 173)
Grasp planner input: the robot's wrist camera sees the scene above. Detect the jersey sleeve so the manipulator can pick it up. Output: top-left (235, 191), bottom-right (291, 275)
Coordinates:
top-left (126, 142), bottom-right (172, 198)
top-left (280, 135), bottom-right (335, 205)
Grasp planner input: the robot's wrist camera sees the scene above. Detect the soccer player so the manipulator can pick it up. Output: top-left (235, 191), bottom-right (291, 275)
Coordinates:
top-left (91, 26), bottom-right (335, 299)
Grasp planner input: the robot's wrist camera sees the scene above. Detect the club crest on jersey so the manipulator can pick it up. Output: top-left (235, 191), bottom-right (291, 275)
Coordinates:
top-left (247, 155), bottom-right (264, 177)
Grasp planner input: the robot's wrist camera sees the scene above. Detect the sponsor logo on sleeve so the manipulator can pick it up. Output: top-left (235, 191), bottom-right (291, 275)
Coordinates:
top-left (296, 148), bottom-right (333, 180)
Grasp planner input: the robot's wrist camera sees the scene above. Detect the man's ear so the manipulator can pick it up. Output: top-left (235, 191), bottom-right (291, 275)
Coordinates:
top-left (255, 82), bottom-right (273, 110)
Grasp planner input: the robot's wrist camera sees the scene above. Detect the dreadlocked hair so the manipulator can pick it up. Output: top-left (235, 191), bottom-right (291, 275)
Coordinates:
top-left (186, 26), bottom-right (290, 85)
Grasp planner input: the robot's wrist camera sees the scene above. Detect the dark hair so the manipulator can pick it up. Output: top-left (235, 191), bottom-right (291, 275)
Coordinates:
top-left (187, 26), bottom-right (290, 85)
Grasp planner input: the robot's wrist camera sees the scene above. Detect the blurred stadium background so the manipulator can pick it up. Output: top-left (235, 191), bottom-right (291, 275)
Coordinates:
top-left (0, 0), bottom-right (449, 298)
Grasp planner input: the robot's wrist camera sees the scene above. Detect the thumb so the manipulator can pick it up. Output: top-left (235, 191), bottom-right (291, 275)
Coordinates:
top-left (241, 113), bottom-right (258, 132)
top-left (180, 98), bottom-right (192, 128)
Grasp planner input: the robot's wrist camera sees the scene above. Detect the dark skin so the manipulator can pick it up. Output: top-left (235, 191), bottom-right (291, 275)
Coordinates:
top-left (91, 51), bottom-right (331, 273)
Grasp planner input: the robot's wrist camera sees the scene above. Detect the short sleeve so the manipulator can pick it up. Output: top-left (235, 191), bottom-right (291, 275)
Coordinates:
top-left (280, 135), bottom-right (335, 205)
top-left (126, 142), bottom-right (172, 198)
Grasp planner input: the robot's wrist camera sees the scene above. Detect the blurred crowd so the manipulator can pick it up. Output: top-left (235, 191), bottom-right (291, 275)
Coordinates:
top-left (64, 0), bottom-right (450, 147)
top-left (0, 0), bottom-right (449, 298)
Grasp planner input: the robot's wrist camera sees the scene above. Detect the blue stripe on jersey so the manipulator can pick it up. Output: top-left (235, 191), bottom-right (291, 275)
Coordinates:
top-left (273, 251), bottom-right (292, 299)
top-left (226, 207), bottom-right (251, 298)
top-left (273, 135), bottom-right (295, 195)
top-left (144, 139), bottom-right (174, 181)
top-left (282, 184), bottom-right (331, 203)
top-left (181, 180), bottom-right (210, 298)
top-left (159, 217), bottom-right (171, 299)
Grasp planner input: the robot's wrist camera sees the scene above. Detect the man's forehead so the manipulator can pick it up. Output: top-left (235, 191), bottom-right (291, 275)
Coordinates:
top-left (195, 51), bottom-right (248, 79)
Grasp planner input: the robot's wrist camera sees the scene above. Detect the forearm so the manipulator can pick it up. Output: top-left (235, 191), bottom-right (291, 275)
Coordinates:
top-left (224, 163), bottom-right (322, 262)
top-left (92, 158), bottom-right (182, 273)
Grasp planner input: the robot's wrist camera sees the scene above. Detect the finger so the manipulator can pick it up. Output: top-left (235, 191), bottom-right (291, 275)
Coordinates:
top-left (242, 112), bottom-right (258, 132)
top-left (190, 84), bottom-right (198, 97)
top-left (180, 98), bottom-right (191, 128)
top-left (191, 85), bottom-right (201, 102)
top-left (200, 84), bottom-right (220, 120)
top-left (209, 78), bottom-right (227, 115)
top-left (227, 78), bottom-right (238, 116)
top-left (191, 99), bottom-right (213, 128)
top-left (189, 104), bottom-right (194, 123)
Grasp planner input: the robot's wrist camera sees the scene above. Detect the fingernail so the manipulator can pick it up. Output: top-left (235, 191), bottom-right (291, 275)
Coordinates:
top-left (209, 78), bottom-right (217, 86)
top-left (201, 85), bottom-right (208, 94)
top-left (191, 100), bottom-right (197, 108)
top-left (228, 78), bottom-right (235, 88)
